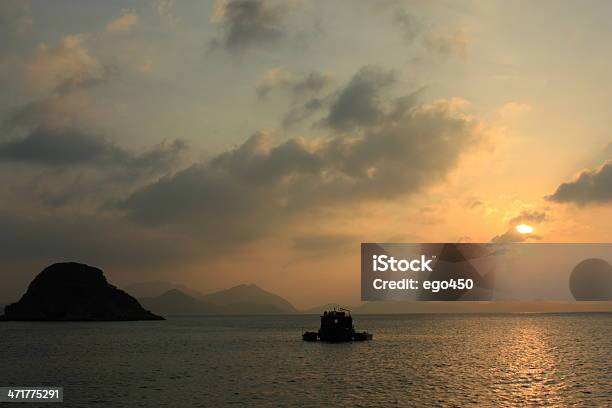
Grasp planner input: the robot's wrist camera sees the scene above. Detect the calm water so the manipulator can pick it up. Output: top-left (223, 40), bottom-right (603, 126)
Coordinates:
top-left (1, 314), bottom-right (611, 407)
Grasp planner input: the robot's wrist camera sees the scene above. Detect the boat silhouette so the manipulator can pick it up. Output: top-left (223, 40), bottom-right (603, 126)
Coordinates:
top-left (302, 308), bottom-right (372, 342)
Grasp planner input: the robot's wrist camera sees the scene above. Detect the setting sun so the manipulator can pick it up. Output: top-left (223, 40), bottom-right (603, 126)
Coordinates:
top-left (516, 224), bottom-right (534, 234)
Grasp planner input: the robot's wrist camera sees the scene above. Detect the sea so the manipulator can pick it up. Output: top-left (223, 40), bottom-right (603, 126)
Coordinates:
top-left (1, 314), bottom-right (611, 407)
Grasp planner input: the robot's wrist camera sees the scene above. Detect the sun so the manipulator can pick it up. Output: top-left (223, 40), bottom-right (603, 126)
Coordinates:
top-left (515, 224), bottom-right (534, 234)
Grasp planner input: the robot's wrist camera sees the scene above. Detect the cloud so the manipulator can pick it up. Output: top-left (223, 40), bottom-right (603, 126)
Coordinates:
top-left (256, 68), bottom-right (333, 99)
top-left (255, 68), bottom-right (334, 127)
top-left (105, 10), bottom-right (139, 33)
top-left (255, 68), bottom-right (293, 98)
top-left (498, 102), bottom-right (532, 118)
top-left (4, 84), bottom-right (112, 159)
top-left (6, 92), bottom-right (90, 130)
top-left (322, 66), bottom-right (397, 131)
top-left (389, 6), bottom-right (469, 60)
top-left (0, 126), bottom-right (187, 171)
top-left (132, 139), bottom-right (188, 171)
top-left (469, 199), bottom-right (484, 209)
top-left (393, 9), bottom-right (422, 43)
top-left (508, 210), bottom-right (547, 226)
top-left (271, 66), bottom-right (425, 130)
top-left (0, 127), bottom-right (128, 165)
top-left (604, 141), bottom-right (612, 157)
top-left (0, 211), bottom-right (196, 271)
top-left (25, 35), bottom-right (107, 94)
top-left (118, 74), bottom-right (484, 251)
top-left (282, 97), bottom-right (326, 127)
top-left (0, 26), bottom-right (188, 212)
top-left (0, 0), bottom-right (33, 55)
top-left (490, 209), bottom-right (547, 243)
top-left (546, 161), bottom-right (612, 205)
top-left (0, 32), bottom-right (136, 168)
top-left (0, 31), bottom-right (186, 217)
top-left (7, 35), bottom-right (115, 132)
top-left (210, 0), bottom-right (293, 51)
top-left (424, 30), bottom-right (469, 58)
top-left (0, 124), bottom-right (187, 272)
top-left (292, 71), bottom-right (334, 96)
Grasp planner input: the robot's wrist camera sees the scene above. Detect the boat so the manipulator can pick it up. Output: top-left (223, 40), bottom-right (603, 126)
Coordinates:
top-left (302, 308), bottom-right (373, 342)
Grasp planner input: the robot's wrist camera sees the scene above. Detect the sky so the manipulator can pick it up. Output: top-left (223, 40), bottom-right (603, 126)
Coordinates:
top-left (1, 0), bottom-right (612, 308)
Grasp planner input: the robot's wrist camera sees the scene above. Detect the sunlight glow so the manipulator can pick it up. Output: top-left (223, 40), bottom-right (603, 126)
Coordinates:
top-left (515, 224), bottom-right (534, 234)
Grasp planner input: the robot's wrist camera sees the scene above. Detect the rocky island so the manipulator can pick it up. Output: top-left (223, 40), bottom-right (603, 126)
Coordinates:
top-left (0, 262), bottom-right (163, 321)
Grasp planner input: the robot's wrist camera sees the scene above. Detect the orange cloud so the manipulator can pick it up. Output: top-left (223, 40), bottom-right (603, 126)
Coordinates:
top-left (105, 10), bottom-right (139, 33)
top-left (25, 35), bottom-right (103, 94)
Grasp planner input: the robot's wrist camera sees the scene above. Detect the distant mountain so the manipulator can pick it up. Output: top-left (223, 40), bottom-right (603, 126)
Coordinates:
top-left (218, 302), bottom-right (287, 315)
top-left (138, 284), bottom-right (297, 315)
top-left (140, 289), bottom-right (217, 316)
top-left (123, 281), bottom-right (205, 299)
top-left (200, 284), bottom-right (297, 314)
top-left (0, 262), bottom-right (163, 321)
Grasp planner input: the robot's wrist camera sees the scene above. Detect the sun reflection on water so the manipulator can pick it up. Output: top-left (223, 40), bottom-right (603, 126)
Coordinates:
top-left (490, 321), bottom-right (567, 406)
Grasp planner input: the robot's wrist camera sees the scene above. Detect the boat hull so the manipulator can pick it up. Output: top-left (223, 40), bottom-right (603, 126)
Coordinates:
top-left (302, 331), bottom-right (373, 342)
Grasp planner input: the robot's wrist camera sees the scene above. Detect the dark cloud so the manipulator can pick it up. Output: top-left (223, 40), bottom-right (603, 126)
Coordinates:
top-left (281, 67), bottom-right (423, 129)
top-left (1, 45), bottom-right (183, 170)
top-left (546, 161), bottom-right (612, 205)
top-left (469, 200), bottom-right (484, 209)
top-left (0, 59), bottom-right (486, 284)
top-left (132, 139), bottom-right (188, 172)
top-left (53, 64), bottom-right (117, 95)
top-left (117, 151), bottom-right (282, 248)
top-left (323, 66), bottom-right (396, 131)
top-left (0, 32), bottom-right (186, 218)
top-left (6, 95), bottom-right (76, 130)
top-left (210, 0), bottom-right (292, 51)
top-left (0, 210), bottom-right (200, 300)
top-left (282, 97), bottom-right (326, 127)
top-left (0, 130), bottom-right (188, 293)
top-left (291, 71), bottom-right (333, 97)
top-left (5, 64), bottom-right (116, 131)
top-left (256, 69), bottom-right (332, 100)
top-left (255, 69), bottom-right (334, 128)
top-left (0, 127), bottom-right (129, 165)
top-left (508, 210), bottom-right (548, 226)
top-left (1, 35), bottom-right (119, 165)
top-left (0, 211), bottom-right (192, 268)
top-left (0, 126), bottom-right (187, 169)
top-left (118, 72), bottom-right (483, 251)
